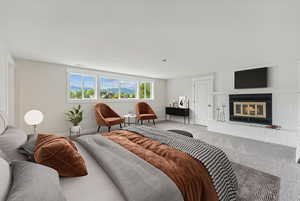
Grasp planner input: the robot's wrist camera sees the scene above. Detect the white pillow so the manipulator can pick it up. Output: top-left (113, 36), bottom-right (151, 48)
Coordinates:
top-left (0, 112), bottom-right (8, 135)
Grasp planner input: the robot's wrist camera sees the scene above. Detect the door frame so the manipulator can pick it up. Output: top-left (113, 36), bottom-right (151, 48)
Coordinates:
top-left (192, 75), bottom-right (214, 125)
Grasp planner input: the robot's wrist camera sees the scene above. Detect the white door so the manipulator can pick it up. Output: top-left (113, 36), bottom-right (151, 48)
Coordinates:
top-left (193, 77), bottom-right (213, 126)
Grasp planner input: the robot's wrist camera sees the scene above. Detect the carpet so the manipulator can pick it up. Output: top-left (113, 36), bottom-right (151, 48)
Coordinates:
top-left (232, 163), bottom-right (280, 201)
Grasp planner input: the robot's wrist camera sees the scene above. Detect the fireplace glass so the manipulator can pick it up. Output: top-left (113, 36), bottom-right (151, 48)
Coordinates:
top-left (229, 93), bottom-right (272, 125)
top-left (233, 102), bottom-right (266, 118)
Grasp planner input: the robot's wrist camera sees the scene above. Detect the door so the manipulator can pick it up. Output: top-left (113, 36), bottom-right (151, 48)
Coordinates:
top-left (193, 77), bottom-right (213, 126)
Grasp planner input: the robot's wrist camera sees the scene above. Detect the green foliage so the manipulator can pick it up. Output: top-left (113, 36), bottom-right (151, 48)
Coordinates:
top-left (65, 105), bottom-right (83, 126)
top-left (70, 90), bottom-right (83, 99)
top-left (139, 83), bottom-right (145, 98)
top-left (120, 92), bottom-right (136, 98)
top-left (100, 89), bottom-right (137, 99)
top-left (84, 89), bottom-right (95, 99)
top-left (100, 90), bottom-right (119, 99)
top-left (145, 83), bottom-right (151, 98)
top-left (139, 83), bottom-right (151, 99)
top-left (70, 89), bottom-right (96, 99)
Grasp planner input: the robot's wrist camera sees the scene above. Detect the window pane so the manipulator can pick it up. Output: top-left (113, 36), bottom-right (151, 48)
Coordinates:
top-left (120, 81), bottom-right (137, 99)
top-left (139, 83), bottom-right (145, 99)
top-left (145, 82), bottom-right (151, 98)
top-left (69, 74), bottom-right (82, 99)
top-left (83, 76), bottom-right (96, 99)
top-left (100, 78), bottom-right (119, 99)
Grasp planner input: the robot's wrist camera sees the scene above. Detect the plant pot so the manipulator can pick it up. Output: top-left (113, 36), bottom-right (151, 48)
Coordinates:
top-left (71, 125), bottom-right (81, 133)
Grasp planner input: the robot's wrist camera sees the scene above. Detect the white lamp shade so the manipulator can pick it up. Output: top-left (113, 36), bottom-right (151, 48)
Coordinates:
top-left (24, 110), bottom-right (44, 126)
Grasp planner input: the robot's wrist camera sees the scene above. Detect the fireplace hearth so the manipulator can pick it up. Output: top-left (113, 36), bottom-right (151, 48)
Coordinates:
top-left (229, 94), bottom-right (272, 125)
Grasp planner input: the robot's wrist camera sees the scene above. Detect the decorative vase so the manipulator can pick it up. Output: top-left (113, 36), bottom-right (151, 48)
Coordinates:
top-left (71, 125), bottom-right (81, 133)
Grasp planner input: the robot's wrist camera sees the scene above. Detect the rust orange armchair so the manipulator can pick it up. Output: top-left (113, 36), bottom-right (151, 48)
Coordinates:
top-left (136, 102), bottom-right (157, 125)
top-left (95, 103), bottom-right (124, 132)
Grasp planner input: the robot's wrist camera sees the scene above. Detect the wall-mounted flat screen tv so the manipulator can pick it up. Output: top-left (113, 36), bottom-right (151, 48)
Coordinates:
top-left (234, 67), bottom-right (268, 89)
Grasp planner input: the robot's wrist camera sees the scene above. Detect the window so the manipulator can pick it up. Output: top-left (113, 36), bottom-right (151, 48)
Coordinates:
top-left (99, 77), bottom-right (119, 99)
top-left (69, 73), bottom-right (97, 100)
top-left (68, 70), bottom-right (153, 102)
top-left (100, 77), bottom-right (138, 99)
top-left (120, 80), bottom-right (137, 99)
top-left (139, 82), bottom-right (152, 99)
top-left (83, 76), bottom-right (96, 99)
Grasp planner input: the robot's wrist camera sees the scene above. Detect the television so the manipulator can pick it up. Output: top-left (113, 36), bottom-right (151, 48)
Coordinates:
top-left (234, 67), bottom-right (268, 89)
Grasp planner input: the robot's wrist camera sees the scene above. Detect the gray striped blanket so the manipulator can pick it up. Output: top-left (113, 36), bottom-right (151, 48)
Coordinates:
top-left (125, 126), bottom-right (238, 201)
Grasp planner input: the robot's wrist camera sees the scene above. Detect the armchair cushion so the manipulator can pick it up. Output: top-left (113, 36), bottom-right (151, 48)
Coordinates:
top-left (139, 114), bottom-right (157, 120)
top-left (105, 117), bottom-right (125, 126)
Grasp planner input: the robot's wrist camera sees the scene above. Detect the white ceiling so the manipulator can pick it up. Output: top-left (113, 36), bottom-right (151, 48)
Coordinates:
top-left (0, 0), bottom-right (300, 78)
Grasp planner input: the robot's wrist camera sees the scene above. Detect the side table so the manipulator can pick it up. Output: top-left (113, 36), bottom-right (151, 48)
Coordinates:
top-left (124, 114), bottom-right (137, 126)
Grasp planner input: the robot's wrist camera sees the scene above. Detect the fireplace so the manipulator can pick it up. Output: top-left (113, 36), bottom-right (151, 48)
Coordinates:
top-left (229, 94), bottom-right (272, 125)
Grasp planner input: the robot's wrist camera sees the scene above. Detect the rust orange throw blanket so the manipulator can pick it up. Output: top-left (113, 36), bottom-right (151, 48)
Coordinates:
top-left (103, 130), bottom-right (218, 201)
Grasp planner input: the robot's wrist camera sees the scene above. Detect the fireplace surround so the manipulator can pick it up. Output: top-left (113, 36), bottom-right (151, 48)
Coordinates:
top-left (229, 94), bottom-right (272, 125)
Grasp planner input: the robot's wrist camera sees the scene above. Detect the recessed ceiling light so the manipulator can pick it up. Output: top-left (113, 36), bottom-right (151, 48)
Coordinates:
top-left (162, 59), bottom-right (167, 62)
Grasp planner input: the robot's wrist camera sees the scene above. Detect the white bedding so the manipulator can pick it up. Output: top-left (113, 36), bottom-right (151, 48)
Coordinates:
top-left (60, 142), bottom-right (125, 201)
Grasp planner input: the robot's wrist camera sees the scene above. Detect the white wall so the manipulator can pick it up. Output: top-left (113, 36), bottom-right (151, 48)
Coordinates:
top-left (167, 62), bottom-right (300, 132)
top-left (15, 59), bottom-right (167, 135)
top-left (0, 44), bottom-right (15, 125)
top-left (213, 63), bottom-right (300, 130)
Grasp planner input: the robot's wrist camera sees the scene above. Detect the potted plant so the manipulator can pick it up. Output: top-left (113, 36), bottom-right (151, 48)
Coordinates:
top-left (65, 105), bottom-right (83, 133)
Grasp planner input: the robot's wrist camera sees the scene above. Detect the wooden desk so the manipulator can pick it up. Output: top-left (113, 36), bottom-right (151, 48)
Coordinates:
top-left (165, 107), bottom-right (190, 124)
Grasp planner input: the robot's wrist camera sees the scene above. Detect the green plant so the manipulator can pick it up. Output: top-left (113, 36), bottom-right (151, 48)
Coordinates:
top-left (65, 105), bottom-right (83, 126)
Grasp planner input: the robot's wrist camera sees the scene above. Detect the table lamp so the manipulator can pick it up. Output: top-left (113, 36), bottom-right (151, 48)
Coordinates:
top-left (24, 110), bottom-right (44, 134)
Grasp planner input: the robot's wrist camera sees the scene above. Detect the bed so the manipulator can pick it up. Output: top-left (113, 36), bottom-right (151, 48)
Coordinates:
top-left (60, 141), bottom-right (125, 201)
top-left (0, 124), bottom-right (238, 201)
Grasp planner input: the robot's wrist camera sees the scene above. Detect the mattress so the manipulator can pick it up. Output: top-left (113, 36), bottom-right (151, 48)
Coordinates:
top-left (60, 142), bottom-right (125, 201)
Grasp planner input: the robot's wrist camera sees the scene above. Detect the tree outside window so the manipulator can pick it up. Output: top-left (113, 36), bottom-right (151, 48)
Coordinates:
top-left (69, 74), bottom-right (96, 100)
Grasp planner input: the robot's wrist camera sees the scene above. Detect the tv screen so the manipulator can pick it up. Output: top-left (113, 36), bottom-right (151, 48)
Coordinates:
top-left (234, 67), bottom-right (268, 89)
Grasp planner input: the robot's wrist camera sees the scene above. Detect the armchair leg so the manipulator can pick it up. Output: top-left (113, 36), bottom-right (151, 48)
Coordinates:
top-left (148, 120), bottom-right (150, 123)
top-left (153, 119), bottom-right (155, 125)
top-left (108, 126), bottom-right (111, 132)
top-left (97, 126), bottom-right (101, 133)
top-left (120, 124), bottom-right (122, 129)
top-left (141, 120), bottom-right (143, 125)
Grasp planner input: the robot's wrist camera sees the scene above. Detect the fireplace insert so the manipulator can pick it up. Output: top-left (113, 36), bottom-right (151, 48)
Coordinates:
top-left (229, 94), bottom-right (272, 125)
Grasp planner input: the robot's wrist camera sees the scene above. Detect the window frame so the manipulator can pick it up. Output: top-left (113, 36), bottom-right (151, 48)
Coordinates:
top-left (67, 69), bottom-right (154, 103)
top-left (99, 76), bottom-right (153, 101)
top-left (119, 79), bottom-right (139, 100)
top-left (138, 81), bottom-right (154, 99)
top-left (67, 72), bottom-right (98, 102)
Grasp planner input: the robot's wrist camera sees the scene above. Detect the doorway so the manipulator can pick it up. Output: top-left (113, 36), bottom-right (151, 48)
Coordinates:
top-left (193, 76), bottom-right (214, 126)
